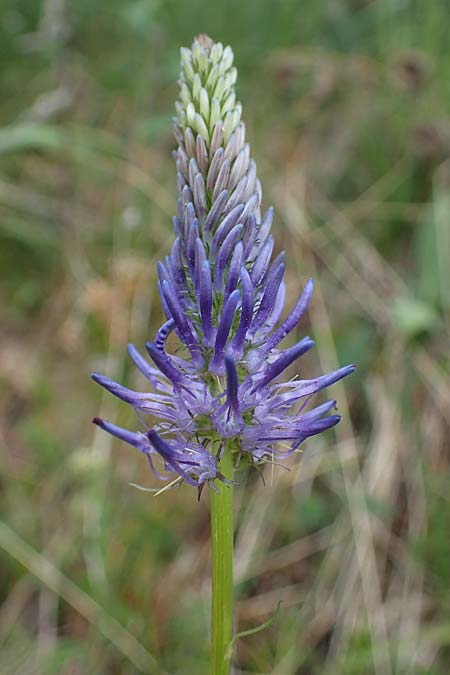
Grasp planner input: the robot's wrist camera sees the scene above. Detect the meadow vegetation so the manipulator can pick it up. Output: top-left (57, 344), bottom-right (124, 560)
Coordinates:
top-left (1, 1), bottom-right (450, 673)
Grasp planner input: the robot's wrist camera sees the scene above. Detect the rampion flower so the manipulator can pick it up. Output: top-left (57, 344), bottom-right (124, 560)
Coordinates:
top-left (92, 34), bottom-right (354, 494)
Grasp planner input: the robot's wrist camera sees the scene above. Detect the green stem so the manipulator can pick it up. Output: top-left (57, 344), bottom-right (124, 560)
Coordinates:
top-left (210, 446), bottom-right (234, 675)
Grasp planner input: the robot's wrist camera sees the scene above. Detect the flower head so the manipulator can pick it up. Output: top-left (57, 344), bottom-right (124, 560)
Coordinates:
top-left (92, 35), bottom-right (355, 492)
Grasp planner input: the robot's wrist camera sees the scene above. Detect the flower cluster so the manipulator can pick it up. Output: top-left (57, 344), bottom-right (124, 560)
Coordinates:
top-left (92, 35), bottom-right (354, 493)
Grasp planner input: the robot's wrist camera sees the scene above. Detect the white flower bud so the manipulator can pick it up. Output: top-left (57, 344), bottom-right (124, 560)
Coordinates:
top-left (213, 76), bottom-right (226, 102)
top-left (221, 91), bottom-right (236, 117)
top-left (186, 102), bottom-right (196, 127)
top-left (210, 42), bottom-right (223, 64)
top-left (209, 97), bottom-right (221, 129)
top-left (192, 73), bottom-right (202, 103)
top-left (194, 113), bottom-right (210, 144)
top-left (221, 45), bottom-right (234, 71)
top-left (180, 83), bottom-right (191, 106)
top-left (206, 65), bottom-right (220, 92)
top-left (200, 88), bottom-right (210, 122)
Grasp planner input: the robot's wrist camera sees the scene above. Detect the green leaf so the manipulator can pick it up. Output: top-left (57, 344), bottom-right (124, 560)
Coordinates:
top-left (0, 123), bottom-right (65, 155)
top-left (226, 601), bottom-right (283, 659)
top-left (391, 296), bottom-right (438, 337)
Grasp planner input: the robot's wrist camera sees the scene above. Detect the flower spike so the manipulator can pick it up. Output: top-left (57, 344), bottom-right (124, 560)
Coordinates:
top-left (92, 35), bottom-right (354, 490)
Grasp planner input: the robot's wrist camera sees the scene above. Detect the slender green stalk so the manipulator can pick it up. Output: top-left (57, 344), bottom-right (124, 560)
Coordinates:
top-left (210, 446), bottom-right (234, 675)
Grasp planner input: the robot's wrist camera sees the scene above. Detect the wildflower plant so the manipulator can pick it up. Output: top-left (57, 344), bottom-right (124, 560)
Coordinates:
top-left (92, 34), bottom-right (354, 674)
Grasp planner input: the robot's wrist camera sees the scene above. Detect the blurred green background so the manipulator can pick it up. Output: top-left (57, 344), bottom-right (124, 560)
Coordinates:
top-left (1, 1), bottom-right (450, 673)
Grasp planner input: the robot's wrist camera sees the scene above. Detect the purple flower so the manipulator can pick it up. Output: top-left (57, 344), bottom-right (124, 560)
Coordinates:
top-left (92, 35), bottom-right (354, 492)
